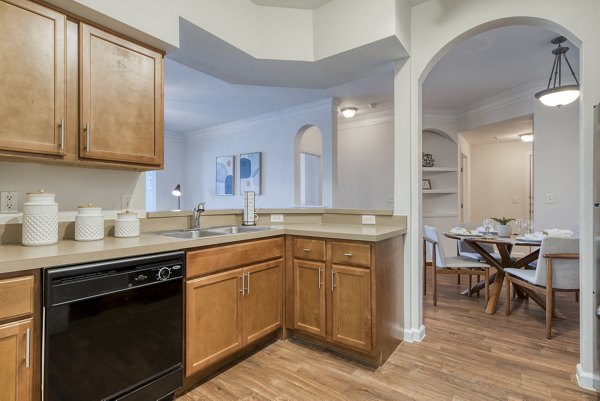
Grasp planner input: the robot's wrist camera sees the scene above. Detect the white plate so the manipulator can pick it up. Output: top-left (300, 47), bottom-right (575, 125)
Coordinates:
top-left (516, 236), bottom-right (542, 242)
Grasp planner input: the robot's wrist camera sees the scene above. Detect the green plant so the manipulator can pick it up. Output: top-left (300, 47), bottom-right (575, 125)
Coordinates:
top-left (492, 217), bottom-right (514, 225)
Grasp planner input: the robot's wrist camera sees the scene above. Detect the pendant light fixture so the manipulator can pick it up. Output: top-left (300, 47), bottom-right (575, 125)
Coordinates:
top-left (519, 133), bottom-right (534, 142)
top-left (535, 36), bottom-right (580, 107)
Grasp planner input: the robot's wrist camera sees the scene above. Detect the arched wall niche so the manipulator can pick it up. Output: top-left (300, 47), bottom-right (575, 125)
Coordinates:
top-left (294, 125), bottom-right (323, 206)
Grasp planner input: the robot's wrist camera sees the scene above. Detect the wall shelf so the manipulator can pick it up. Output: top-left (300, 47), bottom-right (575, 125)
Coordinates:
top-left (422, 189), bottom-right (457, 194)
top-left (422, 167), bottom-right (458, 172)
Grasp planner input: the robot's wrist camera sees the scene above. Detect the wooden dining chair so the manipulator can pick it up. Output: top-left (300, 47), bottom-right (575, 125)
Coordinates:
top-left (504, 236), bottom-right (579, 339)
top-left (423, 225), bottom-right (490, 306)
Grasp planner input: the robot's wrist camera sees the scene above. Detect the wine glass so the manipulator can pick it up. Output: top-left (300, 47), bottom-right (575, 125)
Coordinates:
top-left (515, 219), bottom-right (524, 235)
top-left (525, 220), bottom-right (533, 234)
top-left (482, 218), bottom-right (493, 237)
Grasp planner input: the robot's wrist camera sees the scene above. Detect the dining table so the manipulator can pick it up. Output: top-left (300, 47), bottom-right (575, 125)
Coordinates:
top-left (444, 233), bottom-right (545, 315)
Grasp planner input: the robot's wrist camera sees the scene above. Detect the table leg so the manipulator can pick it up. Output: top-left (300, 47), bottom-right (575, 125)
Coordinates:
top-left (485, 270), bottom-right (505, 314)
top-left (515, 284), bottom-right (566, 319)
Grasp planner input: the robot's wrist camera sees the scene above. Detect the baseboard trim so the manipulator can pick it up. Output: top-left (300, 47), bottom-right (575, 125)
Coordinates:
top-left (402, 325), bottom-right (426, 342)
top-left (576, 363), bottom-right (598, 391)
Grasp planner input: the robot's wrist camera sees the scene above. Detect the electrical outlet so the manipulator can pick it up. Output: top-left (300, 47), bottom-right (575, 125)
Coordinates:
top-left (387, 194), bottom-right (394, 203)
top-left (270, 214), bottom-right (284, 223)
top-left (362, 215), bottom-right (376, 225)
top-left (545, 193), bottom-right (555, 204)
top-left (1, 191), bottom-right (18, 213)
top-left (121, 194), bottom-right (132, 210)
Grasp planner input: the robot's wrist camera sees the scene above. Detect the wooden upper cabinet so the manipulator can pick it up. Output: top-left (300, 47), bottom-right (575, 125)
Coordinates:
top-left (0, 0), bottom-right (66, 156)
top-left (79, 23), bottom-right (163, 166)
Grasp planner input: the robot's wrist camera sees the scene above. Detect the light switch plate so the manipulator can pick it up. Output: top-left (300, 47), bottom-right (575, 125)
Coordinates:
top-left (1, 191), bottom-right (18, 213)
top-left (387, 194), bottom-right (394, 203)
top-left (362, 215), bottom-right (376, 225)
top-left (271, 214), bottom-right (284, 223)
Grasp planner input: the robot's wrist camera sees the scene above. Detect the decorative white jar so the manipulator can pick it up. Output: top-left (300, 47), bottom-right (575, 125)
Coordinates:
top-left (114, 210), bottom-right (140, 238)
top-left (22, 189), bottom-right (59, 246)
top-left (75, 204), bottom-right (104, 241)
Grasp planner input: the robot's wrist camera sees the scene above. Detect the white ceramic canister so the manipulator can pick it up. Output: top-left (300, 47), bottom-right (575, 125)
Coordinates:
top-left (114, 210), bottom-right (140, 238)
top-left (22, 189), bottom-right (59, 246)
top-left (75, 204), bottom-right (104, 241)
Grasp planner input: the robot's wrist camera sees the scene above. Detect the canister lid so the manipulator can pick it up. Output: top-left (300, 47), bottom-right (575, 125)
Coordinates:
top-left (27, 189), bottom-right (55, 196)
top-left (117, 210), bottom-right (138, 220)
top-left (79, 203), bottom-right (100, 208)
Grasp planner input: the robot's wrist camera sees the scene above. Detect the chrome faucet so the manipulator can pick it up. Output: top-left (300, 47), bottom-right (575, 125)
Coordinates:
top-left (192, 202), bottom-right (205, 230)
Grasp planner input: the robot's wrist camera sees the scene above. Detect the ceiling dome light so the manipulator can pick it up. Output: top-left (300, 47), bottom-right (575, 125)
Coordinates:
top-left (340, 107), bottom-right (358, 118)
top-left (519, 133), bottom-right (534, 142)
top-left (535, 36), bottom-right (580, 107)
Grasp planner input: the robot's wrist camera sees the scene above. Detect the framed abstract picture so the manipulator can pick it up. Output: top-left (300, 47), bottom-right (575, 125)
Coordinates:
top-left (216, 155), bottom-right (234, 195)
top-left (240, 152), bottom-right (261, 194)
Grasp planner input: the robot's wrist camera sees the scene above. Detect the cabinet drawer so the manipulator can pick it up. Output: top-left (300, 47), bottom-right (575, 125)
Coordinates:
top-left (0, 275), bottom-right (34, 322)
top-left (331, 241), bottom-right (371, 268)
top-left (187, 237), bottom-right (284, 278)
top-left (293, 238), bottom-right (326, 261)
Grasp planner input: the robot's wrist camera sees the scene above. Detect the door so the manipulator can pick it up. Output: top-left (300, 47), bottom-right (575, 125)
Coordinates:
top-left (80, 23), bottom-right (163, 165)
top-left (0, 0), bottom-right (66, 156)
top-left (593, 104), bottom-right (600, 391)
top-left (330, 265), bottom-right (372, 352)
top-left (0, 319), bottom-right (32, 401)
top-left (293, 260), bottom-right (326, 338)
top-left (242, 260), bottom-right (282, 345)
top-left (186, 269), bottom-right (243, 376)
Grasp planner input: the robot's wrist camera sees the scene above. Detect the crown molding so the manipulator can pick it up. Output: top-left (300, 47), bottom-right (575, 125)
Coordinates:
top-left (183, 98), bottom-right (336, 140)
top-left (165, 131), bottom-right (185, 140)
top-left (422, 108), bottom-right (458, 122)
top-left (457, 80), bottom-right (544, 121)
top-left (338, 109), bottom-right (393, 130)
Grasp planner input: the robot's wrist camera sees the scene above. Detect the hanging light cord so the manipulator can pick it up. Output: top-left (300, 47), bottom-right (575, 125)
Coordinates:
top-left (545, 39), bottom-right (579, 90)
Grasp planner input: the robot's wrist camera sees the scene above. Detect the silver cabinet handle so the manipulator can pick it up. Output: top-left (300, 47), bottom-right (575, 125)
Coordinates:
top-left (318, 267), bottom-right (322, 289)
top-left (240, 274), bottom-right (245, 294)
top-left (59, 118), bottom-right (65, 150)
top-left (343, 253), bottom-right (353, 257)
top-left (596, 306), bottom-right (600, 318)
top-left (331, 270), bottom-right (336, 291)
top-left (246, 272), bottom-right (250, 294)
top-left (85, 123), bottom-right (90, 151)
top-left (25, 328), bottom-right (30, 368)
top-left (303, 248), bottom-right (310, 252)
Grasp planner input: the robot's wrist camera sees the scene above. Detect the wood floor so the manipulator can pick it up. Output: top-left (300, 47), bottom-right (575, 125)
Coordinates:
top-left (177, 270), bottom-right (599, 401)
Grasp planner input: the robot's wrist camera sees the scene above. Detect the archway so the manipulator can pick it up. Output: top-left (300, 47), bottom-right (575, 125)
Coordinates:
top-left (294, 125), bottom-right (323, 207)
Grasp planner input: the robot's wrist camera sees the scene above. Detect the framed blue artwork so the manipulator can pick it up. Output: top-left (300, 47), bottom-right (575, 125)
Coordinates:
top-left (240, 152), bottom-right (261, 195)
top-left (216, 155), bottom-right (234, 195)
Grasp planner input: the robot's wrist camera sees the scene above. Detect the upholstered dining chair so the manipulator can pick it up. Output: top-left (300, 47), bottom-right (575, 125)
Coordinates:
top-left (504, 236), bottom-right (579, 339)
top-left (423, 225), bottom-right (490, 306)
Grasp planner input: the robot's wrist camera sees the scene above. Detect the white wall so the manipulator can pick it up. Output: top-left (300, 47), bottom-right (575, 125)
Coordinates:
top-left (533, 100), bottom-right (580, 231)
top-left (470, 140), bottom-right (532, 223)
top-left (0, 161), bottom-right (145, 223)
top-left (155, 133), bottom-right (186, 211)
top-left (181, 100), bottom-right (335, 210)
top-left (336, 111), bottom-right (394, 210)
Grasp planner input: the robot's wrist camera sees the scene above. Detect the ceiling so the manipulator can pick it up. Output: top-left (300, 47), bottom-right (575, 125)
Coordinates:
top-left (460, 115), bottom-right (533, 145)
top-left (250, 0), bottom-right (333, 9)
top-left (164, 20), bottom-right (580, 136)
top-left (423, 25), bottom-right (579, 111)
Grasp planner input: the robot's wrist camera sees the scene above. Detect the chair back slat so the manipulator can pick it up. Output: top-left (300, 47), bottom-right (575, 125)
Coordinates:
top-left (534, 237), bottom-right (579, 289)
top-left (424, 225), bottom-right (447, 268)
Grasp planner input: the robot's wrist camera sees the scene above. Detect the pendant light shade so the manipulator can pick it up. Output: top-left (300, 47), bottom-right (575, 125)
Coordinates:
top-left (535, 36), bottom-right (580, 107)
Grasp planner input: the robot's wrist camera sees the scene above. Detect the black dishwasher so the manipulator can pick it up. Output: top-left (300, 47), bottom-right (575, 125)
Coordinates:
top-left (43, 251), bottom-right (184, 401)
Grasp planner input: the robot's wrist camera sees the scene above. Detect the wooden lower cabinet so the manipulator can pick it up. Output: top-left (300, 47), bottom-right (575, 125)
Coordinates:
top-left (293, 260), bottom-right (326, 338)
top-left (0, 319), bottom-right (33, 401)
top-left (331, 265), bottom-right (371, 352)
top-left (185, 240), bottom-right (284, 377)
top-left (243, 260), bottom-right (282, 344)
top-left (186, 269), bottom-right (244, 375)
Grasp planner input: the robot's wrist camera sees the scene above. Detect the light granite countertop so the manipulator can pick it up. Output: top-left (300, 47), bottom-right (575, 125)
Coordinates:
top-left (0, 224), bottom-right (406, 275)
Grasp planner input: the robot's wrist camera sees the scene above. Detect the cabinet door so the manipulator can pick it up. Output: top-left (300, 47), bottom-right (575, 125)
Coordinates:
top-left (186, 269), bottom-right (243, 376)
top-left (330, 265), bottom-right (372, 352)
top-left (242, 260), bottom-right (282, 345)
top-left (0, 0), bottom-right (66, 156)
top-left (0, 319), bottom-right (32, 401)
top-left (80, 23), bottom-right (163, 166)
top-left (293, 260), bottom-right (326, 338)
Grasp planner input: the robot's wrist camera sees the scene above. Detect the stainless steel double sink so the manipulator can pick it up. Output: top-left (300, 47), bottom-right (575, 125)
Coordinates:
top-left (156, 225), bottom-right (275, 239)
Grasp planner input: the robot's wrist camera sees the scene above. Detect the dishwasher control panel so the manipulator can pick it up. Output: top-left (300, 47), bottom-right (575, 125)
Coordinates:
top-left (130, 263), bottom-right (183, 286)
